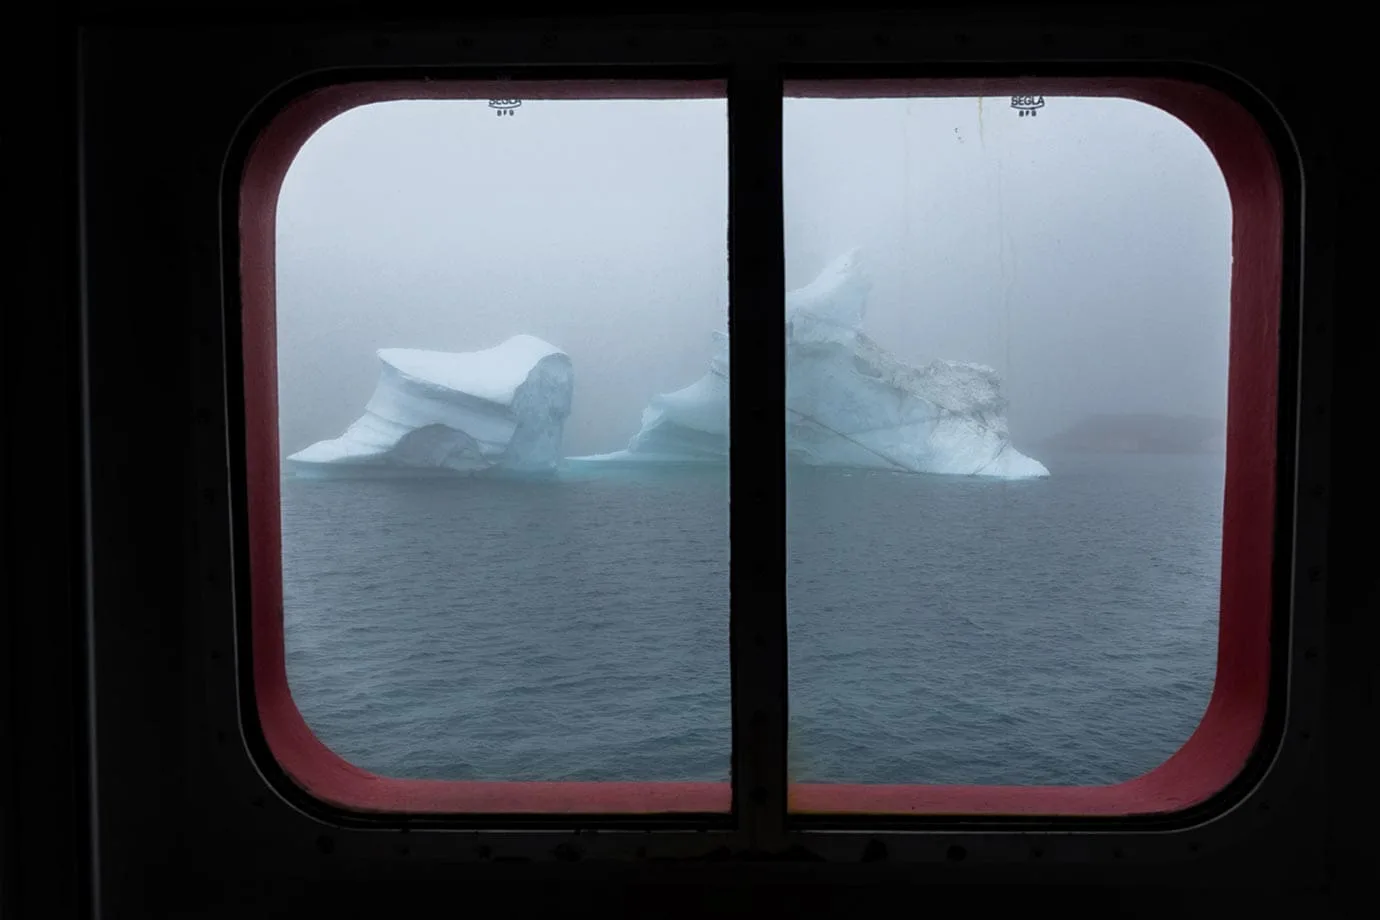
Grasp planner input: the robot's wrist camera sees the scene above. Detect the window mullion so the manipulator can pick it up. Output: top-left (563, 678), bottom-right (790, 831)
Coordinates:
top-left (726, 58), bottom-right (787, 848)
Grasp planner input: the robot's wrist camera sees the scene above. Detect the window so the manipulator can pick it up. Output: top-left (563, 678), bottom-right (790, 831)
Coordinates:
top-left (245, 81), bottom-right (732, 813)
top-left (239, 74), bottom-right (1282, 821)
top-left (780, 79), bottom-right (1279, 816)
top-left (784, 94), bottom-right (1229, 788)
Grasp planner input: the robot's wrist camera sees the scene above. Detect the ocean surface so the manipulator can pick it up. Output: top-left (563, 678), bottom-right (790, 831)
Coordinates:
top-left (282, 451), bottom-right (1223, 786)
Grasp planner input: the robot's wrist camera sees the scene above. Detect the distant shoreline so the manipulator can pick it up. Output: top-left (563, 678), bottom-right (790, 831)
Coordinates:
top-left (1036, 413), bottom-right (1227, 455)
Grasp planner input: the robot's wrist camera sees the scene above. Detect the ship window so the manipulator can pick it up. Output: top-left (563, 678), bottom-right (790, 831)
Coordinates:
top-left (782, 79), bottom-right (1277, 815)
top-left (785, 93), bottom-right (1228, 786)
top-left (239, 75), bottom-right (1281, 819)
top-left (244, 83), bottom-right (732, 812)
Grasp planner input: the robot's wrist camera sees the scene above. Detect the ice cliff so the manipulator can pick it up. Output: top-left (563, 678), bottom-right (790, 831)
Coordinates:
top-left (286, 335), bottom-right (573, 477)
top-left (570, 250), bottom-right (1049, 479)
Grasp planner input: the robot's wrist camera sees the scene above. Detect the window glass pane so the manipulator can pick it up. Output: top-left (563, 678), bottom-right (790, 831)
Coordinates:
top-left (277, 94), bottom-right (730, 783)
top-left (784, 93), bottom-right (1229, 786)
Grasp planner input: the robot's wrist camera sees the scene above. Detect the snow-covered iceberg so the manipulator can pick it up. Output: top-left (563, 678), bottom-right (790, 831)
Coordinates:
top-left (286, 335), bottom-right (573, 478)
top-left (569, 250), bottom-right (1048, 480)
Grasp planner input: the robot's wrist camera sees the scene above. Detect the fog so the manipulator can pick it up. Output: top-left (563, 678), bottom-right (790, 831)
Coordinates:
top-left (275, 93), bottom-right (1231, 459)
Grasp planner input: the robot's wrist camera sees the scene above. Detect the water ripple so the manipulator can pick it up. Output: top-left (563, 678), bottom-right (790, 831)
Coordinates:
top-left (284, 452), bottom-right (1220, 784)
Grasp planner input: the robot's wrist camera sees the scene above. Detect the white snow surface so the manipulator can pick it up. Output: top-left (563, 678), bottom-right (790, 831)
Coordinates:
top-left (287, 335), bottom-right (573, 476)
top-left (569, 250), bottom-right (1049, 480)
top-left (379, 334), bottom-right (564, 406)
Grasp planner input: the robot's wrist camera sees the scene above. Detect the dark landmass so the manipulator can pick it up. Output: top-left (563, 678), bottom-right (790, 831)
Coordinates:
top-left (1039, 413), bottom-right (1226, 454)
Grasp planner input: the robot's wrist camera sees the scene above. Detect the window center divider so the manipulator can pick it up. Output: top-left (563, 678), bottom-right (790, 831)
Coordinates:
top-left (726, 59), bottom-right (789, 849)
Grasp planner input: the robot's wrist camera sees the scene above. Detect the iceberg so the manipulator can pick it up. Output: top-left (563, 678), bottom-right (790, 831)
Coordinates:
top-left (569, 250), bottom-right (1049, 480)
top-left (286, 334), bottom-right (573, 478)
top-left (573, 330), bottom-right (730, 466)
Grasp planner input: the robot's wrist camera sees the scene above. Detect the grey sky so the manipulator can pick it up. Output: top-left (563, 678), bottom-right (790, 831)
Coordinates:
top-left (275, 94), bottom-right (1230, 459)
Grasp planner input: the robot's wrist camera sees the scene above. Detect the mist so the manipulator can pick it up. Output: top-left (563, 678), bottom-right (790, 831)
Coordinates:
top-left (275, 93), bottom-right (1230, 459)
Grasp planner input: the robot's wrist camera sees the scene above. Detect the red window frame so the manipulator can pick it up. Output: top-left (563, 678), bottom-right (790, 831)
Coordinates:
top-left (239, 75), bottom-right (1280, 817)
